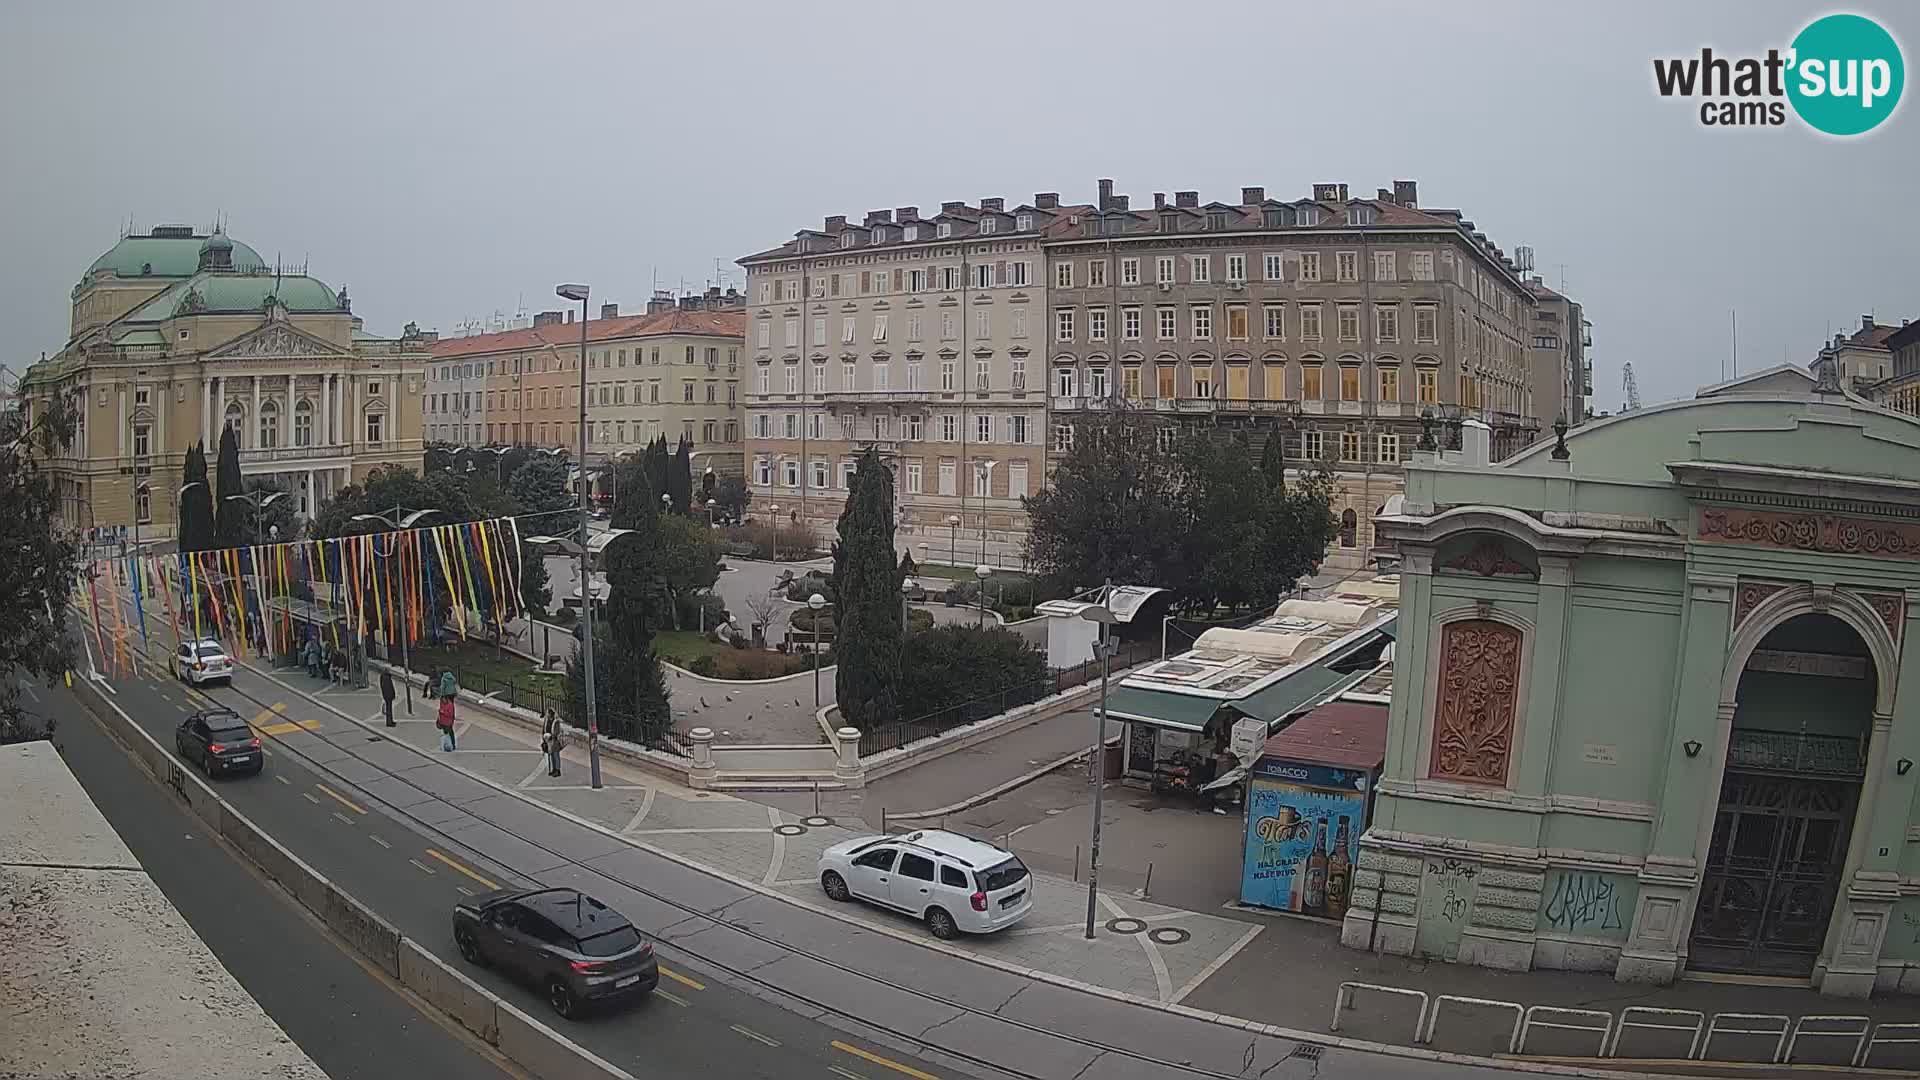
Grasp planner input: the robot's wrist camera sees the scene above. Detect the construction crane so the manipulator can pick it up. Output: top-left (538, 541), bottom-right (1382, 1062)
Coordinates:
top-left (1621, 362), bottom-right (1642, 411)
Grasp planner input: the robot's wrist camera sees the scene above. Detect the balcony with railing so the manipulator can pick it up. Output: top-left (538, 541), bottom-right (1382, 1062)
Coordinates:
top-left (239, 441), bottom-right (348, 465)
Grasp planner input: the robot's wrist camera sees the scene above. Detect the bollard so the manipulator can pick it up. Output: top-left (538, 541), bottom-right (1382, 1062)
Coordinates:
top-left (881, 807), bottom-right (888, 834)
top-left (812, 780), bottom-right (820, 817)
top-left (1139, 861), bottom-right (1153, 899)
top-left (1074, 844), bottom-right (1081, 883)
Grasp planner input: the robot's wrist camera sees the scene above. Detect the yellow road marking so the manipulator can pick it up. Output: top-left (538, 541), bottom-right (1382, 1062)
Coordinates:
top-left (425, 849), bottom-right (498, 890)
top-left (185, 689), bottom-right (214, 708)
top-left (314, 783), bottom-right (366, 815)
top-left (730, 1024), bottom-right (780, 1048)
top-left (831, 1042), bottom-right (940, 1080)
top-left (256, 719), bottom-right (321, 736)
top-left (660, 966), bottom-right (705, 991)
top-left (252, 703), bottom-right (287, 724)
top-left (654, 988), bottom-right (689, 1007)
top-left (409, 858), bottom-right (436, 875)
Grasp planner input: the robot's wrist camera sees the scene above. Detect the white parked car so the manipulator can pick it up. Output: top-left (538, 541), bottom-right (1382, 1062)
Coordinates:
top-left (172, 638), bottom-right (233, 686)
top-left (818, 830), bottom-right (1033, 939)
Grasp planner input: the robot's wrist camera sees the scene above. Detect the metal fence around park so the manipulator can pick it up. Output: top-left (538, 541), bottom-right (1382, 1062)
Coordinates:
top-left (858, 637), bottom-right (1161, 757)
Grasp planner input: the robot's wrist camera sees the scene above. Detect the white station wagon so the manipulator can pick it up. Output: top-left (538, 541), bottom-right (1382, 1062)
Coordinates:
top-left (818, 830), bottom-right (1033, 939)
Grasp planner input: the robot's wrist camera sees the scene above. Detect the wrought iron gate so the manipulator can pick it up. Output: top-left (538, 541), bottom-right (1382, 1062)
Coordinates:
top-left (1690, 734), bottom-right (1862, 976)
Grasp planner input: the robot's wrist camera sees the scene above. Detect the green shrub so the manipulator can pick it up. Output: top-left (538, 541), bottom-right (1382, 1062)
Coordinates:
top-left (898, 624), bottom-right (1048, 719)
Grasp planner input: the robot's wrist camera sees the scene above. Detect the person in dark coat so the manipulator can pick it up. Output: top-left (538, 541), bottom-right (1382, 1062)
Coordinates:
top-left (379, 670), bottom-right (396, 726)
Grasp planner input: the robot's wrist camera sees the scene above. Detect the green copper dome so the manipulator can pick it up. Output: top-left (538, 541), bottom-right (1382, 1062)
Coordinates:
top-left (85, 227), bottom-right (267, 279)
top-left (127, 272), bottom-right (344, 322)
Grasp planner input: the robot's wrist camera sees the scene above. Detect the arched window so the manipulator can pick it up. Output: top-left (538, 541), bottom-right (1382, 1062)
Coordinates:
top-left (1339, 508), bottom-right (1358, 547)
top-left (294, 399), bottom-right (313, 446)
top-left (223, 401), bottom-right (245, 446)
top-left (258, 399), bottom-right (279, 449)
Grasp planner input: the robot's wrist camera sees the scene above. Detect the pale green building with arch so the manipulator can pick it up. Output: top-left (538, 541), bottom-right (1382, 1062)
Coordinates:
top-left (1342, 366), bottom-right (1920, 997)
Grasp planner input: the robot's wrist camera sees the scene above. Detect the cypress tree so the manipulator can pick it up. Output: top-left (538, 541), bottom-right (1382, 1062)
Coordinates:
top-left (1259, 426), bottom-right (1288, 489)
top-left (213, 425), bottom-right (247, 547)
top-left (177, 441), bottom-right (216, 552)
top-left (669, 435), bottom-right (692, 514)
top-left (832, 447), bottom-right (902, 729)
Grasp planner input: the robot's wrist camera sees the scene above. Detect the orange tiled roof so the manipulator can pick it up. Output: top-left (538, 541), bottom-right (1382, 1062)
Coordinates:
top-left (430, 309), bottom-right (744, 358)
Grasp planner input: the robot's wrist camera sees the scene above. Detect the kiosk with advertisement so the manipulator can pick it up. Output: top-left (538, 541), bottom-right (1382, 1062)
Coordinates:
top-left (1240, 701), bottom-right (1386, 920)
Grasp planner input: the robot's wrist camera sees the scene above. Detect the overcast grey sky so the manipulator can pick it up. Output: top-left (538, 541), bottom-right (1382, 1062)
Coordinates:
top-left (4, 0), bottom-right (1913, 407)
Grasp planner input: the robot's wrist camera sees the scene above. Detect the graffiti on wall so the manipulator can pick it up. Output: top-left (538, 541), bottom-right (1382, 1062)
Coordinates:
top-left (1537, 869), bottom-right (1637, 941)
top-left (1414, 858), bottom-right (1480, 961)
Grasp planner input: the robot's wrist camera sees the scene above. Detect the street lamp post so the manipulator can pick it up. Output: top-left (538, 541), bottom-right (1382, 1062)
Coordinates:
top-left (808, 592), bottom-right (826, 708)
top-left (768, 503), bottom-right (780, 562)
top-left (947, 514), bottom-right (960, 569)
top-left (558, 282), bottom-right (603, 790)
top-left (975, 462), bottom-right (998, 567)
top-left (974, 564), bottom-right (990, 628)
top-left (705, 498), bottom-right (717, 528)
top-left (1078, 581), bottom-right (1118, 940)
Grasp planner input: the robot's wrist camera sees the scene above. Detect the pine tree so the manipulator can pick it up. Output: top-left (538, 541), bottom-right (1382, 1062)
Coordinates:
top-left (177, 441), bottom-right (216, 552)
top-left (832, 447), bottom-right (903, 729)
top-left (213, 425), bottom-right (247, 548)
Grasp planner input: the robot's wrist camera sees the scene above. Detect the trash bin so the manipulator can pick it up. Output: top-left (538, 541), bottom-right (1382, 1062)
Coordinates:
top-left (1103, 742), bottom-right (1124, 780)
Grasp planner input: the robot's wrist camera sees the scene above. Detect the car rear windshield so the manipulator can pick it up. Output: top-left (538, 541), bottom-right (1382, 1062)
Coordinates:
top-left (195, 644), bottom-right (227, 658)
top-left (209, 727), bottom-right (252, 744)
top-left (976, 856), bottom-right (1029, 892)
top-left (577, 926), bottom-right (643, 957)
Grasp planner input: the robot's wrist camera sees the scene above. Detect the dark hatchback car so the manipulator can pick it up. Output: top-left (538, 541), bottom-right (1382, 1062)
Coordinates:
top-left (452, 887), bottom-right (657, 1018)
top-left (174, 707), bottom-right (264, 778)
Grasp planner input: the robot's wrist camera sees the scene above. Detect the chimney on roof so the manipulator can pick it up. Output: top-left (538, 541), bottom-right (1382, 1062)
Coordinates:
top-left (647, 289), bottom-right (675, 315)
top-left (980, 197), bottom-right (1004, 213)
top-left (864, 209), bottom-right (892, 226)
top-left (565, 310), bottom-right (574, 324)
top-left (1174, 191), bottom-right (1199, 208)
top-left (940, 201), bottom-right (965, 213)
top-left (1862, 314), bottom-right (1877, 332)
top-left (1112, 194), bottom-right (1129, 211)
top-left (1241, 186), bottom-right (1264, 205)
top-left (1377, 188), bottom-right (1393, 202)
top-left (1153, 193), bottom-right (1166, 210)
top-left (1393, 180), bottom-right (1418, 207)
top-left (897, 206), bottom-right (919, 222)
top-left (1034, 192), bottom-right (1059, 210)
top-left (600, 302), bottom-right (619, 320)
top-left (1313, 183), bottom-right (1339, 201)
top-left (534, 310), bottom-right (563, 328)
top-left (1338, 183), bottom-right (1350, 201)
top-left (1097, 179), bottom-right (1114, 211)
top-left (825, 214), bottom-right (847, 230)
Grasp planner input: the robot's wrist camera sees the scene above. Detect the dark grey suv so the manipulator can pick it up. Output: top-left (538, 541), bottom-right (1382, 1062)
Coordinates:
top-left (452, 887), bottom-right (657, 1017)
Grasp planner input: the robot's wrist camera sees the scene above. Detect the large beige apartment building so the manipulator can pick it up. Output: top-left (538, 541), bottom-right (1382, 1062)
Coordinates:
top-left (1046, 179), bottom-right (1555, 568)
top-left (1526, 278), bottom-right (1591, 425)
top-left (18, 225), bottom-right (428, 538)
top-left (738, 197), bottom-right (1072, 564)
top-left (428, 293), bottom-right (746, 483)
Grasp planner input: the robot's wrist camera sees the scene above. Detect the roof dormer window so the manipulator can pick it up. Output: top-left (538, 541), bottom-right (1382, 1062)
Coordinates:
top-left (1299, 206), bottom-right (1322, 226)
top-left (904, 224), bottom-right (918, 242)
top-left (1206, 211), bottom-right (1228, 230)
top-left (1016, 213), bottom-right (1033, 231)
top-left (871, 227), bottom-right (887, 245)
top-left (1160, 213), bottom-right (1179, 233)
top-left (937, 222), bottom-right (952, 239)
top-left (1346, 206), bottom-right (1376, 225)
top-left (841, 232), bottom-right (855, 248)
top-left (980, 216), bottom-right (997, 235)
top-left (1262, 207), bottom-right (1290, 228)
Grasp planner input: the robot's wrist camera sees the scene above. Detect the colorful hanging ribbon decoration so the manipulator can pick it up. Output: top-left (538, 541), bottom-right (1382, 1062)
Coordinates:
top-left (431, 526), bottom-right (465, 638)
top-left (128, 553), bottom-right (149, 651)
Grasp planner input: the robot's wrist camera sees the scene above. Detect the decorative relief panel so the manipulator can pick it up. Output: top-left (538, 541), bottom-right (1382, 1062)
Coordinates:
top-left (1701, 507), bottom-right (1920, 561)
top-left (1440, 539), bottom-right (1537, 579)
top-left (1429, 619), bottom-right (1523, 787)
top-left (1734, 579), bottom-right (1789, 629)
top-left (1856, 590), bottom-right (1905, 645)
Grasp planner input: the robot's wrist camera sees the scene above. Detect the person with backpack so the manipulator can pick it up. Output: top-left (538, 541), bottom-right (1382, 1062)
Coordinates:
top-left (541, 709), bottom-right (565, 777)
top-left (436, 693), bottom-right (457, 751)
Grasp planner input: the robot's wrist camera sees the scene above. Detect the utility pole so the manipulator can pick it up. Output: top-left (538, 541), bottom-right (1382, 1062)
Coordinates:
top-left (558, 283), bottom-right (602, 790)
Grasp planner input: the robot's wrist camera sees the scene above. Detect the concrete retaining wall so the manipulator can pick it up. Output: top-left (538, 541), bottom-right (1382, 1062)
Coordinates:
top-left (72, 675), bottom-right (633, 1080)
top-left (862, 679), bottom-right (1106, 783)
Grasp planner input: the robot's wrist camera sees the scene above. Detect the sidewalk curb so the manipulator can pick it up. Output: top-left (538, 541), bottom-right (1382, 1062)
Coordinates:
top-left (889, 732), bottom-right (1122, 823)
top-left (236, 657), bottom-right (1686, 1080)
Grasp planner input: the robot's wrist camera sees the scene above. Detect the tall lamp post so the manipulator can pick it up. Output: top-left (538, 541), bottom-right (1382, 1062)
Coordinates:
top-left (558, 282), bottom-right (603, 790)
top-left (227, 490), bottom-right (288, 546)
top-left (975, 462), bottom-right (998, 567)
top-left (974, 564), bottom-right (990, 628)
top-left (705, 498), bottom-right (718, 528)
top-left (947, 514), bottom-right (960, 568)
top-left (350, 507), bottom-right (442, 712)
top-left (1078, 582), bottom-right (1119, 940)
top-left (767, 503), bottom-right (780, 562)
top-left (808, 592), bottom-right (827, 708)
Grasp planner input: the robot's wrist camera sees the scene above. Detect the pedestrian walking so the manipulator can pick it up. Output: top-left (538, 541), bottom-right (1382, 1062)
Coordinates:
top-left (438, 670), bottom-right (458, 702)
top-left (380, 670), bottom-right (396, 726)
top-left (541, 709), bottom-right (565, 777)
top-left (303, 636), bottom-right (323, 679)
top-left (437, 694), bottom-right (457, 751)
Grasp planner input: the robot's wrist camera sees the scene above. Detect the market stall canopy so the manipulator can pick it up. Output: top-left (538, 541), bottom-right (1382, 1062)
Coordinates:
top-left (1257, 701), bottom-right (1388, 773)
top-left (1035, 583), bottom-right (1166, 624)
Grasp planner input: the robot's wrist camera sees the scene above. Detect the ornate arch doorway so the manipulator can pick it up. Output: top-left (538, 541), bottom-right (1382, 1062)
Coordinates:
top-left (1690, 613), bottom-right (1876, 976)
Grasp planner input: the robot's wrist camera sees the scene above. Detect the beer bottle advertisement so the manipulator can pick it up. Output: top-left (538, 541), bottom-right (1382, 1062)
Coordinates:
top-left (1239, 765), bottom-right (1368, 915)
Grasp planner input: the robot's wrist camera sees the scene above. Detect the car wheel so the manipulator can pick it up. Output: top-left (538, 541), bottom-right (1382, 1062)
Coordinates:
top-left (455, 928), bottom-right (483, 966)
top-left (926, 907), bottom-right (959, 940)
top-left (821, 871), bottom-right (851, 902)
top-left (546, 979), bottom-right (578, 1019)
